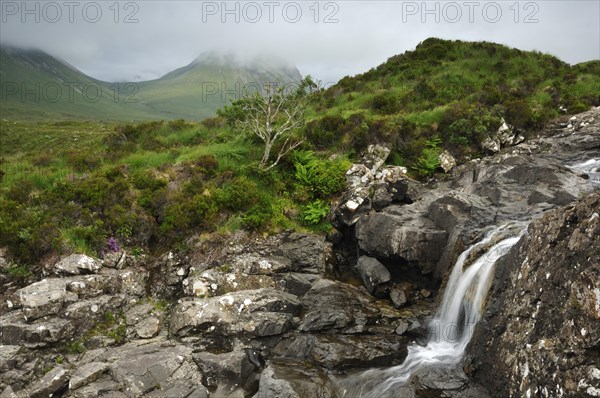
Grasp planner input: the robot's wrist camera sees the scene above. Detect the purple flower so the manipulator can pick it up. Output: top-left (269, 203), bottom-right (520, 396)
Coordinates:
top-left (107, 237), bottom-right (119, 252)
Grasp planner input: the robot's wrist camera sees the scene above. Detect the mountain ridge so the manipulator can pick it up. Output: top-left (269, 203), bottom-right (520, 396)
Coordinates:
top-left (0, 45), bottom-right (302, 121)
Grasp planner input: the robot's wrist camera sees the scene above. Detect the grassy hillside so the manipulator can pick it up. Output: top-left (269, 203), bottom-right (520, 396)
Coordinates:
top-left (0, 47), bottom-right (302, 121)
top-left (0, 117), bottom-right (348, 268)
top-left (136, 53), bottom-right (302, 120)
top-left (304, 38), bottom-right (600, 171)
top-left (1, 38), bottom-right (599, 270)
top-left (0, 46), bottom-right (155, 121)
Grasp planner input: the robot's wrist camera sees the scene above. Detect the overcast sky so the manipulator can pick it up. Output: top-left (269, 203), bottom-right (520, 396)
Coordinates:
top-left (1, 1), bottom-right (598, 83)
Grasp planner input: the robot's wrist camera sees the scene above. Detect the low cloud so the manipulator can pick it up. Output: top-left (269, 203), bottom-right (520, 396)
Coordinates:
top-left (1, 1), bottom-right (598, 83)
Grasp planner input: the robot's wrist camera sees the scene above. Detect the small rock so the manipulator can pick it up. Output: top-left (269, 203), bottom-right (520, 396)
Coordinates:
top-left (136, 317), bottom-right (160, 339)
top-left (439, 150), bottom-right (457, 173)
top-left (395, 321), bottom-right (409, 335)
top-left (356, 256), bottom-right (391, 297)
top-left (55, 254), bottom-right (101, 275)
top-left (409, 320), bottom-right (422, 331)
top-left (390, 288), bottom-right (408, 308)
top-left (420, 289), bottom-right (431, 298)
top-left (363, 144), bottom-right (391, 174)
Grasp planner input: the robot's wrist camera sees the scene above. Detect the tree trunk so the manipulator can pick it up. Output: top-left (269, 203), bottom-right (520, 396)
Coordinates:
top-left (261, 141), bottom-right (273, 167)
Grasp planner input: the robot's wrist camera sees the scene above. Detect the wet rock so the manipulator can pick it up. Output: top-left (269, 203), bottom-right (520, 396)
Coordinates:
top-left (298, 279), bottom-right (382, 332)
top-left (274, 334), bottom-right (408, 369)
top-left (467, 193), bottom-right (600, 397)
top-left (256, 360), bottom-right (338, 398)
top-left (55, 254), bottom-right (101, 275)
top-left (356, 256), bottom-right (391, 297)
top-left (356, 212), bottom-right (448, 275)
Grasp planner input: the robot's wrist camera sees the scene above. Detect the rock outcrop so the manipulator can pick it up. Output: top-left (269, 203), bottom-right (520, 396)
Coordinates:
top-left (465, 192), bottom-right (600, 397)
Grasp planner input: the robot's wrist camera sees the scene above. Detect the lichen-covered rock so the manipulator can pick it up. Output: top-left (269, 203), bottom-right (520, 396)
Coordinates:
top-left (169, 289), bottom-right (300, 338)
top-left (438, 150), bottom-right (457, 173)
top-left (466, 193), bottom-right (600, 397)
top-left (12, 278), bottom-right (71, 321)
top-left (0, 312), bottom-right (75, 348)
top-left (55, 254), bottom-right (102, 275)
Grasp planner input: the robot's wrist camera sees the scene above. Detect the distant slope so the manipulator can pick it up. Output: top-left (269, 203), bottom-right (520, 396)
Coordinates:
top-left (0, 46), bottom-right (302, 121)
top-left (135, 52), bottom-right (302, 120)
top-left (0, 46), bottom-right (154, 121)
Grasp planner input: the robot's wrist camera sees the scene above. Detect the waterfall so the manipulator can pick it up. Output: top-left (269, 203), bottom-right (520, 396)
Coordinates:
top-left (345, 224), bottom-right (524, 398)
top-left (569, 158), bottom-right (600, 184)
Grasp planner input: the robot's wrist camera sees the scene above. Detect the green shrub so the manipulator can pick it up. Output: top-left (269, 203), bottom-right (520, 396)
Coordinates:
top-left (195, 154), bottom-right (219, 172)
top-left (3, 264), bottom-right (33, 280)
top-left (293, 152), bottom-right (349, 199)
top-left (216, 176), bottom-right (262, 211)
top-left (65, 149), bottom-right (102, 172)
top-left (132, 171), bottom-right (167, 191)
top-left (201, 116), bottom-right (226, 129)
top-left (242, 199), bottom-right (273, 230)
top-left (415, 137), bottom-right (442, 177)
top-left (502, 99), bottom-right (534, 130)
top-left (301, 200), bottom-right (330, 225)
top-left (372, 92), bottom-right (400, 115)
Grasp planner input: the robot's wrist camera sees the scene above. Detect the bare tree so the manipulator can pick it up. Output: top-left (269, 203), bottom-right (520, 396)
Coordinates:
top-left (219, 77), bottom-right (317, 170)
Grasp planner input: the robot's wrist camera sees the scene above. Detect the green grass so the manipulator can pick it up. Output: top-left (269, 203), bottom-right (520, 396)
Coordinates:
top-left (0, 118), bottom-right (348, 266)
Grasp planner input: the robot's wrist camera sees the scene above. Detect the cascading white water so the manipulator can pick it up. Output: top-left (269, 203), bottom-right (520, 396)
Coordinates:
top-left (569, 158), bottom-right (600, 184)
top-left (350, 224), bottom-right (524, 398)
